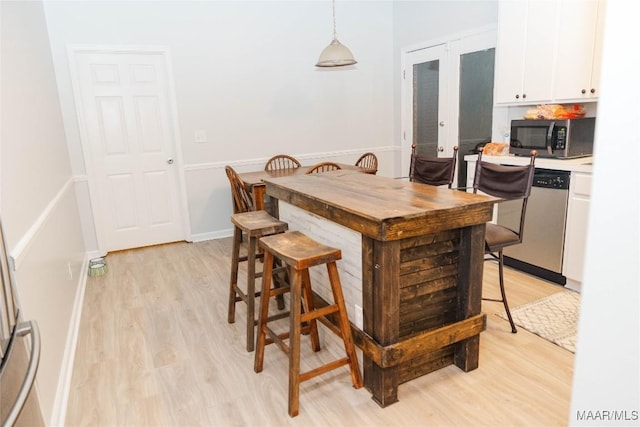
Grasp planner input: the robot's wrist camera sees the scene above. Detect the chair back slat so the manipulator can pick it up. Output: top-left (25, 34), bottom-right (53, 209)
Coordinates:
top-left (264, 154), bottom-right (301, 172)
top-left (409, 145), bottom-right (458, 187)
top-left (225, 165), bottom-right (254, 213)
top-left (355, 152), bottom-right (378, 174)
top-left (305, 162), bottom-right (342, 174)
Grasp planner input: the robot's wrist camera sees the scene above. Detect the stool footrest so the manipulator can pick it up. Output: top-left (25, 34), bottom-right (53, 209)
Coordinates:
top-left (264, 323), bottom-right (314, 352)
top-left (231, 286), bottom-right (260, 304)
top-left (270, 286), bottom-right (291, 297)
top-left (266, 311), bottom-right (290, 323)
top-left (255, 265), bottom-right (288, 280)
top-left (265, 328), bottom-right (291, 354)
top-left (238, 253), bottom-right (265, 263)
top-left (300, 305), bottom-right (339, 323)
top-left (299, 358), bottom-right (350, 383)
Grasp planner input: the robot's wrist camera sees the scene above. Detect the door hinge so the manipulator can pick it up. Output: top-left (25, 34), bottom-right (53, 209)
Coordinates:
top-left (403, 131), bottom-right (406, 140)
top-left (403, 69), bottom-right (405, 79)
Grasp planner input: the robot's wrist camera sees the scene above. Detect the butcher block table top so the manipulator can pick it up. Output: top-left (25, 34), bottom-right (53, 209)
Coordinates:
top-left (263, 170), bottom-right (499, 240)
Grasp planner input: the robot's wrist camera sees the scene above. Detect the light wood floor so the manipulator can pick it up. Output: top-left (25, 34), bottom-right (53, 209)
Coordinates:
top-left (65, 238), bottom-right (574, 426)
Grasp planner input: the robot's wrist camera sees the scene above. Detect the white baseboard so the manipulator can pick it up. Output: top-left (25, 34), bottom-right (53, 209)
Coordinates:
top-left (190, 228), bottom-right (233, 242)
top-left (48, 254), bottom-right (90, 427)
top-left (565, 279), bottom-right (582, 293)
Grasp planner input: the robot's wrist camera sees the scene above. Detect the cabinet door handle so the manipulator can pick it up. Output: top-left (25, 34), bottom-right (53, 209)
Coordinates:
top-left (581, 89), bottom-right (586, 94)
top-left (522, 93), bottom-right (527, 99)
top-left (515, 94), bottom-right (520, 99)
top-left (590, 88), bottom-right (596, 94)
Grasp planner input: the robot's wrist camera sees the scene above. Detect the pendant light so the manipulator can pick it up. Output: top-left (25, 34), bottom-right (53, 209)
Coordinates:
top-left (316, 0), bottom-right (357, 67)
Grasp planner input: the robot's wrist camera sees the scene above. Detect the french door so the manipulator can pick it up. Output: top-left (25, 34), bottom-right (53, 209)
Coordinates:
top-left (69, 47), bottom-right (189, 253)
top-left (402, 29), bottom-right (496, 187)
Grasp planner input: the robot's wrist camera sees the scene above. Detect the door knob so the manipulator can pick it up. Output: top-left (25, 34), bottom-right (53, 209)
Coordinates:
top-left (167, 158), bottom-right (174, 165)
top-left (438, 146), bottom-right (444, 152)
top-left (439, 121), bottom-right (445, 127)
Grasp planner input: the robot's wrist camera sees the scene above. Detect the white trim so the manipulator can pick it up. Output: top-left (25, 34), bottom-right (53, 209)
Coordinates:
top-left (183, 146), bottom-right (397, 172)
top-left (49, 253), bottom-right (90, 427)
top-left (401, 24), bottom-right (497, 55)
top-left (67, 44), bottom-right (191, 253)
top-left (10, 177), bottom-right (74, 269)
top-left (161, 48), bottom-right (193, 243)
top-left (190, 228), bottom-right (233, 243)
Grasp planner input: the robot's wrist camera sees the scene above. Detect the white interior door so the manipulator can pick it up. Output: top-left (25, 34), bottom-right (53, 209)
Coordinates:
top-left (70, 49), bottom-right (187, 252)
top-left (402, 43), bottom-right (448, 176)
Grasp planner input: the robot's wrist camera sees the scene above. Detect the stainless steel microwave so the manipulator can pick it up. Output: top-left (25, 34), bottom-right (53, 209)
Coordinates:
top-left (510, 117), bottom-right (595, 158)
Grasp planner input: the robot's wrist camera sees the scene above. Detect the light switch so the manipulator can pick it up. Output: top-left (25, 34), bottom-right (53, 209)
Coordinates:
top-left (195, 130), bottom-right (208, 143)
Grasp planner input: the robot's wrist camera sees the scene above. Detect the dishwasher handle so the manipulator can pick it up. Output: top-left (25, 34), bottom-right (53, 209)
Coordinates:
top-left (1, 320), bottom-right (40, 427)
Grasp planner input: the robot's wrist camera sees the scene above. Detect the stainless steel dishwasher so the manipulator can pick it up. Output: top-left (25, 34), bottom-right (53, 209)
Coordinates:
top-left (496, 169), bottom-right (570, 285)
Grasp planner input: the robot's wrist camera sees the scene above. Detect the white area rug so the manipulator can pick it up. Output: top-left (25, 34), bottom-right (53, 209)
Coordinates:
top-left (497, 291), bottom-right (580, 352)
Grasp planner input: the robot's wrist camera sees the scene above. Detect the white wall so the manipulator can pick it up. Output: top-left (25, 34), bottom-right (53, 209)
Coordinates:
top-left (0, 1), bottom-right (87, 425)
top-left (569, 0), bottom-right (640, 423)
top-left (43, 0), bottom-right (396, 243)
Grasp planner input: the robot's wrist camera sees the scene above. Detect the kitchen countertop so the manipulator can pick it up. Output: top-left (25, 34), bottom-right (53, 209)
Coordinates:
top-left (464, 154), bottom-right (593, 173)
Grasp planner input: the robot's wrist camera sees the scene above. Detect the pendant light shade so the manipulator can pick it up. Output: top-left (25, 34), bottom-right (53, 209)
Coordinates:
top-left (316, 0), bottom-right (357, 67)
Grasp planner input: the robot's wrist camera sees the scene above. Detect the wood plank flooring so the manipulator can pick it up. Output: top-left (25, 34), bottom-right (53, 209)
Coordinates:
top-left (65, 238), bottom-right (574, 426)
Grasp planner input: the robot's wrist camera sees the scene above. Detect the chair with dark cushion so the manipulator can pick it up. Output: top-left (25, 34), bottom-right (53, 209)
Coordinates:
top-left (305, 162), bottom-right (342, 174)
top-left (264, 154), bottom-right (302, 172)
top-left (354, 152), bottom-right (378, 175)
top-left (409, 144), bottom-right (459, 188)
top-left (472, 148), bottom-right (538, 333)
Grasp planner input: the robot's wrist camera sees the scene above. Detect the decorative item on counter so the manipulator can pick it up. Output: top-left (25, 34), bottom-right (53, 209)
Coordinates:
top-left (523, 104), bottom-right (586, 120)
top-left (481, 142), bottom-right (510, 156)
top-left (88, 257), bottom-right (108, 277)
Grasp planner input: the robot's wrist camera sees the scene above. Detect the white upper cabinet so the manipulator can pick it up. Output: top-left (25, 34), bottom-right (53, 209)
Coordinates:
top-left (495, 0), bottom-right (604, 105)
top-left (553, 0), bottom-right (605, 102)
top-left (494, 0), bottom-right (557, 104)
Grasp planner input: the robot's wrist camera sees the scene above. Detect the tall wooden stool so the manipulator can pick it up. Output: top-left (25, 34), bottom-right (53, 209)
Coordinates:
top-left (254, 231), bottom-right (363, 417)
top-left (228, 210), bottom-right (288, 352)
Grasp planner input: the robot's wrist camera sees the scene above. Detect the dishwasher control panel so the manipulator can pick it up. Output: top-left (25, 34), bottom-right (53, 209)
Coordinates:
top-left (533, 169), bottom-right (570, 190)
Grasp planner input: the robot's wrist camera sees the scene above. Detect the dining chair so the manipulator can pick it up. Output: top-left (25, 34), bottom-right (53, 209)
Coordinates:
top-left (264, 154), bottom-right (302, 172)
top-left (409, 144), bottom-right (459, 188)
top-left (354, 152), bottom-right (378, 175)
top-left (225, 165), bottom-right (255, 214)
top-left (473, 148), bottom-right (537, 333)
top-left (305, 162), bottom-right (342, 174)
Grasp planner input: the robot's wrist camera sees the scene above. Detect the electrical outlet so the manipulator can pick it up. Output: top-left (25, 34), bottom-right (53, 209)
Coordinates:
top-left (194, 129), bottom-right (208, 143)
top-left (355, 304), bottom-right (363, 329)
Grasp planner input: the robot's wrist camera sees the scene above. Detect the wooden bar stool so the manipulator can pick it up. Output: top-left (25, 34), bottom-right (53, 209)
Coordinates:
top-left (254, 231), bottom-right (363, 417)
top-left (228, 210), bottom-right (289, 352)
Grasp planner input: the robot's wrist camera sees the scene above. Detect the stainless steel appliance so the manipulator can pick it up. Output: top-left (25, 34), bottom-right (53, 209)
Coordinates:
top-left (497, 169), bottom-right (570, 285)
top-left (510, 117), bottom-right (595, 158)
top-left (1, 220), bottom-right (42, 426)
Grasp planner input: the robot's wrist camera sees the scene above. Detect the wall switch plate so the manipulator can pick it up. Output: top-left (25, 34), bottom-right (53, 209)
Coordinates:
top-left (195, 130), bottom-right (208, 143)
top-left (355, 304), bottom-right (363, 329)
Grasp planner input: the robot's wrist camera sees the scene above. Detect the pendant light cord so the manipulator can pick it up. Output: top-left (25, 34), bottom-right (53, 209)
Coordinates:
top-left (332, 0), bottom-right (337, 40)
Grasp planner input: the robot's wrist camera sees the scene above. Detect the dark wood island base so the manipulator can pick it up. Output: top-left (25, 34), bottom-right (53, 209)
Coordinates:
top-left (262, 171), bottom-right (497, 407)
